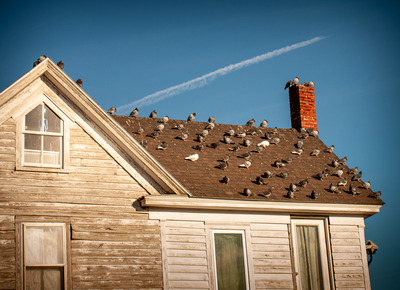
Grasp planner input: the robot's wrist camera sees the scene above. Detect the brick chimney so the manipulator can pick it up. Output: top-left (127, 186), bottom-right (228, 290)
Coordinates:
top-left (289, 85), bottom-right (318, 131)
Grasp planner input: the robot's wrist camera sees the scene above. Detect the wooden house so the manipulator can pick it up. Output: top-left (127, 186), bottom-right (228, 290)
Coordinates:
top-left (0, 57), bottom-right (383, 289)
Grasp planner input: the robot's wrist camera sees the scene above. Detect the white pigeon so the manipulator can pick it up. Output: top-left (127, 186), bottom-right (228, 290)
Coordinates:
top-left (184, 153), bottom-right (199, 162)
top-left (257, 140), bottom-right (270, 148)
top-left (239, 160), bottom-right (252, 169)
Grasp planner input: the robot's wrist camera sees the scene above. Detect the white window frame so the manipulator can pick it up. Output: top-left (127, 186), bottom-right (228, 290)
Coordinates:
top-left (22, 222), bottom-right (68, 290)
top-left (290, 219), bottom-right (331, 290)
top-left (211, 229), bottom-right (250, 290)
top-left (15, 95), bottom-right (70, 172)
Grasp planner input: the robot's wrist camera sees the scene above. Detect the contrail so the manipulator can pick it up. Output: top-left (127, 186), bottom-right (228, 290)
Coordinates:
top-left (117, 36), bottom-right (325, 114)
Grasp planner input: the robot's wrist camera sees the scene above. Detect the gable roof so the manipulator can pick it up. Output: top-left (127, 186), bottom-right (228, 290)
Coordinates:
top-left (113, 115), bottom-right (384, 206)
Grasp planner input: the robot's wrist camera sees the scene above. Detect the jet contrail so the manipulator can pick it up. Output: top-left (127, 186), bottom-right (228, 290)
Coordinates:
top-left (117, 36), bottom-right (325, 114)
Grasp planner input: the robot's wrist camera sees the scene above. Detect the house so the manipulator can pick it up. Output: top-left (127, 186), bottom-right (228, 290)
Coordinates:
top-left (0, 56), bottom-right (383, 289)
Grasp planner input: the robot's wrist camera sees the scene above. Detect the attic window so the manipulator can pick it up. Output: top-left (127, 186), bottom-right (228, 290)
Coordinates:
top-left (23, 103), bottom-right (64, 167)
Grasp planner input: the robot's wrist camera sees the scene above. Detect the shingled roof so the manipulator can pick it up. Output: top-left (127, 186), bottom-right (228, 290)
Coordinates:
top-left (113, 115), bottom-right (384, 206)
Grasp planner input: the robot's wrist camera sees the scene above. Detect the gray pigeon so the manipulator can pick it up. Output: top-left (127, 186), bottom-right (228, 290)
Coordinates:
top-left (349, 166), bottom-right (358, 174)
top-left (235, 132), bottom-right (246, 138)
top-left (216, 161), bottom-right (228, 170)
top-left (263, 171), bottom-right (273, 178)
top-left (352, 171), bottom-right (363, 181)
top-left (226, 127), bottom-right (235, 136)
top-left (161, 115), bottom-right (169, 123)
top-left (311, 190), bottom-right (320, 199)
top-left (260, 120), bottom-right (268, 128)
top-left (337, 177), bottom-right (348, 187)
top-left (278, 171), bottom-right (289, 179)
top-left (239, 152), bottom-right (251, 159)
top-left (223, 135), bottom-right (233, 144)
top-left (301, 81), bottom-right (315, 87)
top-left (349, 183), bottom-right (359, 196)
top-left (310, 148), bottom-right (320, 156)
top-left (298, 179), bottom-right (309, 188)
top-left (270, 137), bottom-right (281, 145)
top-left (222, 154), bottom-right (230, 162)
top-left (245, 119), bottom-right (255, 127)
top-left (173, 123), bottom-right (185, 130)
top-left (208, 116), bottom-right (215, 123)
top-left (243, 139), bottom-right (252, 147)
top-left (157, 141), bottom-right (168, 150)
top-left (196, 135), bottom-right (206, 143)
top-left (256, 176), bottom-right (265, 185)
top-left (239, 160), bottom-right (252, 169)
top-left (177, 132), bottom-right (189, 141)
top-left (325, 145), bottom-right (335, 153)
top-left (229, 145), bottom-right (241, 152)
top-left (286, 190), bottom-right (295, 199)
top-left (329, 183), bottom-right (340, 193)
top-left (296, 140), bottom-right (304, 149)
top-left (107, 107), bottom-right (117, 115)
top-left (149, 110), bottom-right (157, 118)
top-left (187, 112), bottom-right (196, 121)
top-left (155, 123), bottom-right (165, 131)
top-left (372, 191), bottom-right (381, 199)
top-left (284, 76), bottom-right (299, 90)
top-left (205, 122), bottom-right (215, 130)
top-left (362, 181), bottom-right (371, 189)
top-left (129, 107), bottom-right (139, 117)
top-left (274, 160), bottom-right (285, 168)
top-left (331, 160), bottom-right (340, 168)
top-left (334, 168), bottom-right (344, 178)
top-left (136, 127), bottom-right (144, 135)
top-left (338, 156), bottom-right (348, 164)
top-left (289, 183), bottom-right (298, 192)
top-left (291, 148), bottom-right (303, 155)
top-left (260, 188), bottom-right (272, 198)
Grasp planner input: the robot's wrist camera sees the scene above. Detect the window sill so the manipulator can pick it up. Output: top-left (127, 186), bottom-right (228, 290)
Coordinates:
top-left (15, 165), bottom-right (70, 174)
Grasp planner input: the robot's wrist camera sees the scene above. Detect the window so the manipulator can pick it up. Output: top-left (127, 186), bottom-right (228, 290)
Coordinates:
top-left (23, 103), bottom-right (63, 167)
top-left (22, 223), bottom-right (67, 290)
top-left (291, 219), bottom-right (330, 290)
top-left (212, 230), bottom-right (249, 290)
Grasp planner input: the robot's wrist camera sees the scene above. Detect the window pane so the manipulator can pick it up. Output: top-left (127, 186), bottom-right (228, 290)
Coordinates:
top-left (43, 136), bottom-right (61, 165)
top-left (214, 233), bottom-right (246, 290)
top-left (24, 135), bottom-right (41, 164)
top-left (26, 267), bottom-right (64, 290)
top-left (44, 105), bottom-right (62, 133)
top-left (296, 225), bottom-right (324, 290)
top-left (25, 105), bottom-right (42, 131)
top-left (25, 226), bottom-right (63, 265)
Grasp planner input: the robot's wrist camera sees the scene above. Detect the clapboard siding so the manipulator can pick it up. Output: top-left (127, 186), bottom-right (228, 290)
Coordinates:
top-left (0, 119), bottom-right (15, 170)
top-left (330, 224), bottom-right (366, 289)
top-left (0, 215), bottom-right (15, 289)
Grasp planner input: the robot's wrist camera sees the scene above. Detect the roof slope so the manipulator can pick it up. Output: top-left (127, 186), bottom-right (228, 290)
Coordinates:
top-left (113, 115), bottom-right (384, 205)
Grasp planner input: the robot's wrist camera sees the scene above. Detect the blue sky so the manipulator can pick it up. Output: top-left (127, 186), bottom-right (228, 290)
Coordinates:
top-left (1, 0), bottom-right (399, 287)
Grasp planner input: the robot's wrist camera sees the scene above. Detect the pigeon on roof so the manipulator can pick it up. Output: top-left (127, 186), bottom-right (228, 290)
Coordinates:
top-left (245, 119), bottom-right (255, 127)
top-left (362, 181), bottom-right (371, 189)
top-left (325, 145), bottom-right (335, 153)
top-left (57, 60), bottom-right (64, 69)
top-left (310, 148), bottom-right (320, 156)
top-left (173, 123), bottom-right (184, 130)
top-left (352, 171), bottom-right (363, 181)
top-left (177, 132), bottom-right (189, 141)
top-left (334, 168), bottom-right (344, 178)
top-left (208, 116), bottom-right (215, 123)
top-left (129, 108), bottom-right (139, 117)
top-left (338, 178), bottom-right (348, 187)
top-left (298, 179), bottom-right (309, 188)
top-left (149, 110), bottom-right (157, 118)
top-left (76, 79), bottom-right (83, 87)
top-left (244, 188), bottom-right (252, 197)
top-left (260, 188), bottom-right (272, 198)
top-left (192, 144), bottom-right (204, 151)
top-left (205, 122), bottom-right (215, 130)
top-left (311, 190), bottom-right (320, 199)
top-left (187, 112), bottom-right (196, 121)
top-left (216, 161), bottom-right (228, 170)
top-left (349, 167), bottom-right (358, 174)
top-left (284, 76), bottom-right (299, 89)
top-left (263, 171), bottom-right (273, 178)
top-left (157, 142), bottom-right (168, 150)
top-left (107, 107), bottom-right (117, 115)
top-left (222, 176), bottom-right (230, 184)
top-left (260, 120), bottom-right (268, 128)
top-left (161, 115), bottom-right (169, 123)
top-left (33, 55), bottom-right (47, 67)
top-left (239, 160), bottom-right (252, 169)
top-left (185, 153), bottom-right (199, 161)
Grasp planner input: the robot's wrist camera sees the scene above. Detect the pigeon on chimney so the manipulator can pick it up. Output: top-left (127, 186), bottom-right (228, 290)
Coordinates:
top-left (129, 108), bottom-right (139, 117)
top-left (284, 76), bottom-right (299, 89)
top-left (107, 107), bottom-right (117, 115)
top-left (187, 112), bottom-right (196, 121)
top-left (301, 81), bottom-right (315, 87)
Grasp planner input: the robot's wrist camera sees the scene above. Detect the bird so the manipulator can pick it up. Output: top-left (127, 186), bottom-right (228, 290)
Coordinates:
top-left (284, 76), bottom-right (299, 89)
top-left (226, 127), bottom-right (235, 136)
top-left (283, 157), bottom-right (293, 164)
top-left (349, 183), bottom-right (359, 196)
top-left (291, 148), bottom-right (303, 155)
top-left (205, 122), bottom-right (215, 130)
top-left (129, 107), bottom-right (139, 117)
top-left (155, 123), bottom-right (165, 131)
top-left (260, 120), bottom-right (268, 128)
top-left (199, 129), bottom-right (209, 137)
top-left (286, 190), bottom-right (295, 199)
top-left (196, 135), bottom-right (206, 143)
top-left (310, 148), bottom-right (320, 156)
top-left (208, 116), bottom-right (215, 123)
top-left (156, 142), bottom-right (168, 150)
top-left (338, 177), bottom-right (348, 187)
top-left (57, 60), bottom-right (64, 69)
top-left (270, 137), bottom-right (281, 145)
top-left (264, 132), bottom-right (272, 140)
top-left (274, 160), bottom-right (285, 168)
top-left (187, 112), bottom-right (196, 121)
top-left (325, 145), bottom-right (335, 153)
top-left (311, 190), bottom-right (320, 199)
top-left (257, 140), bottom-right (270, 148)
top-left (315, 169), bottom-right (329, 180)
top-left (135, 127), bottom-right (145, 135)
top-left (177, 132), bottom-right (189, 141)
top-left (235, 132), bottom-right (246, 138)
top-left (329, 183), bottom-right (340, 193)
top-left (256, 176), bottom-right (265, 185)
top-left (263, 171), bottom-right (273, 178)
top-left (278, 171), bottom-right (289, 179)
top-left (245, 119), bottom-right (255, 127)
top-left (372, 191), bottom-right (381, 199)
top-left (207, 142), bottom-right (219, 149)
top-left (298, 179), bottom-right (309, 188)
top-left (362, 181), bottom-right (371, 189)
top-left (185, 153), bottom-right (199, 161)
top-left (331, 160), bottom-right (340, 168)
top-left (271, 127), bottom-right (278, 135)
top-left (289, 183), bottom-right (298, 192)
top-left (149, 110), bottom-right (157, 118)
top-left (161, 115), bottom-right (169, 123)
top-left (147, 131), bottom-right (160, 139)
top-left (338, 156), bottom-right (348, 164)
top-left (239, 160), bottom-right (252, 169)
top-left (260, 188), bottom-right (272, 198)
top-left (107, 107), bottom-right (117, 115)
top-left (222, 176), bottom-right (230, 184)
top-left (334, 168), bottom-right (344, 178)
top-left (139, 140), bottom-right (147, 148)
top-left (33, 54), bottom-right (47, 67)
top-left (223, 135), bottom-right (233, 144)
top-left (192, 144), bottom-right (204, 151)
top-left (308, 129), bottom-right (319, 138)
top-left (173, 123), bottom-right (184, 130)
top-left (76, 79), bottom-right (83, 87)
top-left (296, 140), bottom-right (304, 149)
top-left (301, 81), bottom-right (315, 87)
top-left (228, 145), bottom-right (240, 152)
top-left (222, 154), bottom-right (230, 162)
top-left (243, 139), bottom-right (252, 147)
top-left (239, 152), bottom-right (251, 159)
top-left (216, 161), bottom-right (228, 170)
top-left (244, 188), bottom-right (252, 197)
top-left (349, 166), bottom-right (359, 174)
top-left (352, 171), bottom-right (363, 181)
top-left (246, 128), bottom-right (257, 136)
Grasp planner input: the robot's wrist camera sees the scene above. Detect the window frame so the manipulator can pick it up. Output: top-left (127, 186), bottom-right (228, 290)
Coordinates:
top-left (210, 229), bottom-right (250, 290)
top-left (21, 222), bottom-right (68, 290)
top-left (290, 219), bottom-right (331, 290)
top-left (15, 96), bottom-right (70, 173)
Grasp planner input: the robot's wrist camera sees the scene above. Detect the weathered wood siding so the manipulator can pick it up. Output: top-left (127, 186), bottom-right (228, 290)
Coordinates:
top-left (0, 118), bottom-right (163, 289)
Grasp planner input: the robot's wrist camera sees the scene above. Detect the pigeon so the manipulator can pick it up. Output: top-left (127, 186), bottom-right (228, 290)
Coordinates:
top-left (208, 142), bottom-right (219, 149)
top-left (185, 153), bottom-right (199, 161)
top-left (155, 123), bottom-right (165, 131)
top-left (308, 129), bottom-right (319, 138)
top-left (208, 116), bottom-right (215, 123)
top-left (216, 161), bottom-right (228, 170)
top-left (255, 145), bottom-right (264, 153)
top-left (156, 142), bottom-right (168, 150)
top-left (289, 183), bottom-right (298, 192)
top-left (235, 132), bottom-right (246, 138)
top-left (244, 188), bottom-right (252, 197)
top-left (173, 123), bottom-right (185, 130)
top-left (334, 168), bottom-right (344, 178)
top-left (274, 160), bottom-right (285, 168)
top-left (246, 128), bottom-right (257, 136)
top-left (199, 129), bottom-right (209, 137)
top-left (372, 191), bottom-right (381, 199)
top-left (149, 110), bottom-right (157, 118)
top-left (315, 169), bottom-right (329, 180)
top-left (239, 160), bottom-right (252, 169)
top-left (291, 148), bottom-right (303, 155)
top-left (283, 157), bottom-right (293, 164)
top-left (257, 140), bottom-right (270, 148)
top-left (352, 171), bottom-right (363, 181)
top-left (325, 145), bottom-right (335, 153)
top-left (260, 188), bottom-right (272, 198)
top-left (338, 156), bottom-right (348, 164)
top-left (196, 135), bottom-right (206, 143)
top-left (226, 127), bottom-right (235, 136)
top-left (147, 131), bottom-right (160, 139)
top-left (310, 148), bottom-right (320, 156)
top-left (260, 120), bottom-right (268, 128)
top-left (349, 166), bottom-right (358, 174)
top-left (329, 183), bottom-right (340, 193)
top-left (298, 179), bottom-right (309, 188)
top-left (187, 112), bottom-right (196, 121)
top-left (299, 132), bottom-right (309, 139)
top-left (296, 140), bottom-right (304, 149)
top-left (311, 190), bottom-right (320, 199)
top-left (57, 60), bottom-right (64, 69)
top-left (301, 81), bottom-right (315, 87)
top-left (284, 76), bottom-right (299, 89)
top-left (222, 176), bottom-right (230, 184)
top-left (136, 127), bottom-right (145, 135)
top-left (107, 107), bottom-right (117, 115)
top-left (76, 79), bottom-right (83, 87)
top-left (349, 183), bottom-right (359, 196)
top-left (245, 118), bottom-right (255, 127)
top-left (223, 136), bottom-right (233, 144)
top-left (243, 139), bottom-right (252, 147)
top-left (222, 154), bottom-right (230, 162)
top-left (278, 171), bottom-right (289, 179)
top-left (270, 137), bottom-right (281, 145)
top-left (362, 181), bottom-right (371, 189)
top-left (263, 171), bottom-right (273, 178)
top-left (205, 122), bottom-right (215, 130)
top-left (271, 128), bottom-right (278, 134)
top-left (161, 115), bottom-right (169, 123)
top-left (129, 107), bottom-right (139, 117)
top-left (264, 133), bottom-right (272, 140)
top-left (192, 144), bottom-right (204, 151)
top-left (229, 145), bottom-right (241, 152)
top-left (256, 176), bottom-right (265, 185)
top-left (286, 190), bottom-right (295, 199)
top-left (331, 160), bottom-right (340, 168)
top-left (239, 152), bottom-right (251, 159)
top-left (33, 54), bottom-right (47, 67)
top-left (139, 140), bottom-right (147, 148)
top-left (337, 177), bottom-right (348, 187)
top-left (177, 132), bottom-right (189, 141)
